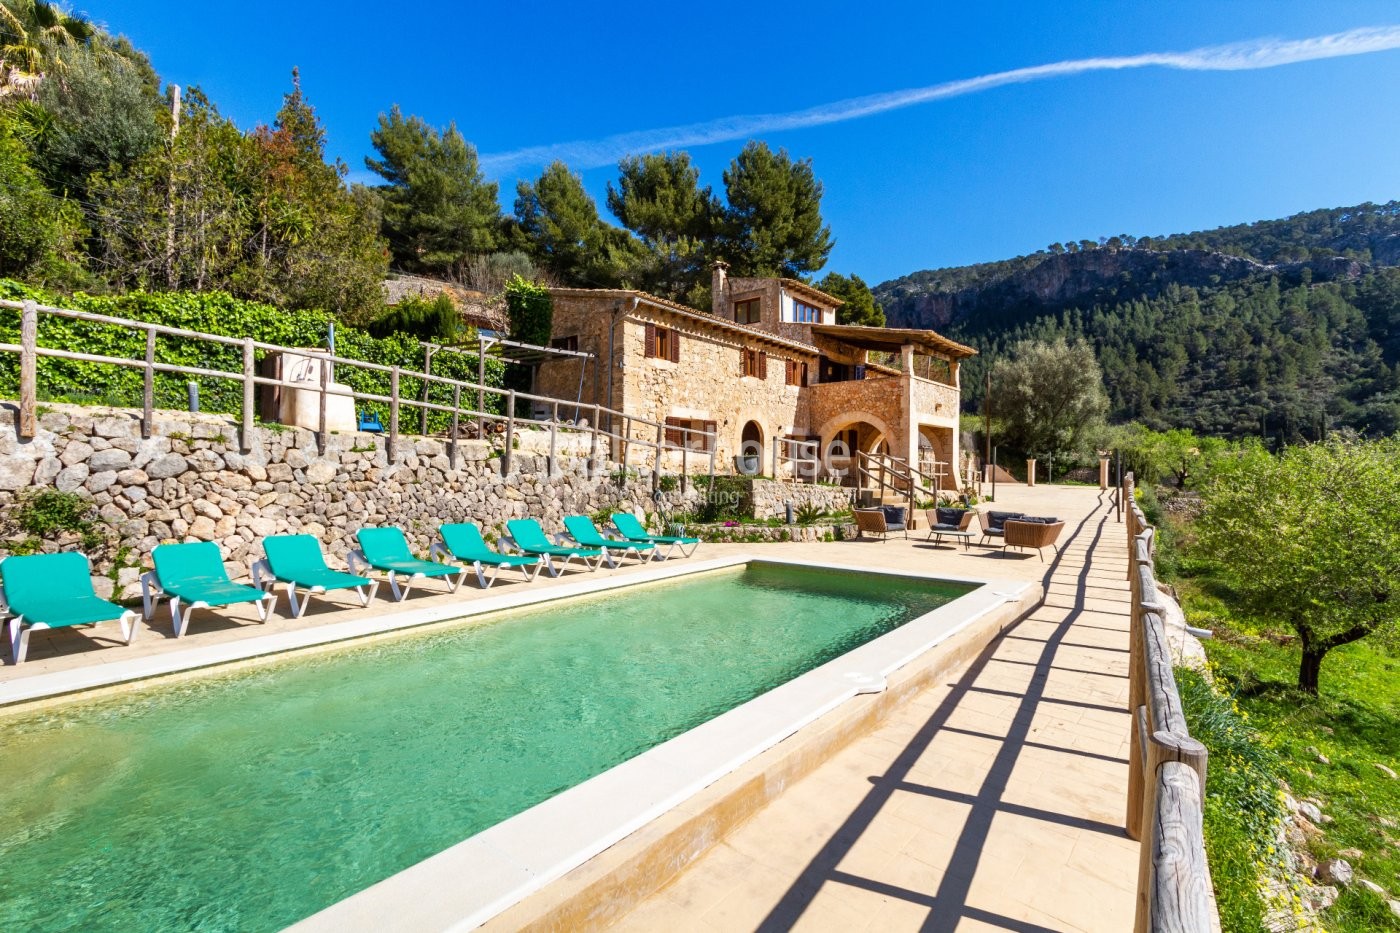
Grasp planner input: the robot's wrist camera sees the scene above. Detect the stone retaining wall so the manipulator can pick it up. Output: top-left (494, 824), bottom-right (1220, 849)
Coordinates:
top-left (744, 479), bottom-right (852, 520)
top-left (0, 404), bottom-right (702, 600)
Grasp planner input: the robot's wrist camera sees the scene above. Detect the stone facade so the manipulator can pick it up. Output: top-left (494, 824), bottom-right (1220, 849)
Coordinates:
top-left (536, 277), bottom-right (972, 491)
top-left (0, 405), bottom-right (703, 600)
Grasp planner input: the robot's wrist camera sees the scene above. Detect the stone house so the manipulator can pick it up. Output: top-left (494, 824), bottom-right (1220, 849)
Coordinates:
top-left (535, 263), bottom-right (975, 490)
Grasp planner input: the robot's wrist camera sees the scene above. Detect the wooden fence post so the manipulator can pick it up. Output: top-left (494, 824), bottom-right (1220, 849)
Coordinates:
top-left (241, 338), bottom-right (255, 452)
top-left (681, 434), bottom-right (689, 493)
top-left (620, 416), bottom-right (630, 475)
top-left (588, 403), bottom-right (601, 479)
top-left (449, 384), bottom-right (460, 469)
top-left (653, 421), bottom-right (663, 492)
top-left (139, 327), bottom-right (156, 439)
top-left (502, 389), bottom-right (515, 474)
top-left (388, 366), bottom-right (400, 461)
top-left (420, 346), bottom-right (431, 436)
top-left (18, 299), bottom-right (37, 439)
top-left (317, 354), bottom-right (329, 455)
top-left (549, 400), bottom-right (559, 477)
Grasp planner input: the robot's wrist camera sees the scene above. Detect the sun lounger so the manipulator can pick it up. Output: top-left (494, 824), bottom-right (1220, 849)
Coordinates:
top-left (563, 515), bottom-right (655, 564)
top-left (252, 534), bottom-right (379, 618)
top-left (349, 527), bottom-right (468, 600)
top-left (503, 519), bottom-right (606, 575)
top-left (610, 512), bottom-right (701, 558)
top-left (1, 552), bottom-right (138, 663)
top-left (141, 541), bottom-right (277, 636)
top-left (429, 523), bottom-right (541, 589)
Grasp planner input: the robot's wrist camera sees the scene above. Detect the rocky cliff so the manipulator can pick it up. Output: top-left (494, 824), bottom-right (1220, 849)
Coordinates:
top-left (875, 247), bottom-right (1366, 331)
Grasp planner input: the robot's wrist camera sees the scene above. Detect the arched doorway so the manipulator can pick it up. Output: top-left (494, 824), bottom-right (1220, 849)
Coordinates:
top-left (734, 420), bottom-right (765, 475)
top-left (740, 420), bottom-right (764, 456)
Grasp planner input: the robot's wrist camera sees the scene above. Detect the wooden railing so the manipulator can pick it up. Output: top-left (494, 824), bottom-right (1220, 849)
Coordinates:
top-left (853, 450), bottom-right (947, 503)
top-left (1, 299), bottom-right (715, 489)
top-left (770, 436), bottom-right (820, 482)
top-left (1123, 471), bottom-right (1216, 932)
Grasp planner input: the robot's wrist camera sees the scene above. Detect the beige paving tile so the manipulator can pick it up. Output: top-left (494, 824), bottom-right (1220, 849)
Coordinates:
top-left (604, 487), bottom-right (1140, 933)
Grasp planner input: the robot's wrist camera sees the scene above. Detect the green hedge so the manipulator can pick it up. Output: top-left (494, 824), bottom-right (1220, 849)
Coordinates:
top-left (0, 281), bottom-right (506, 431)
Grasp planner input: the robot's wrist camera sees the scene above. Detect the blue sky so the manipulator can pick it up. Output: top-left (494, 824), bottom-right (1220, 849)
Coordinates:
top-left (91, 1), bottom-right (1400, 285)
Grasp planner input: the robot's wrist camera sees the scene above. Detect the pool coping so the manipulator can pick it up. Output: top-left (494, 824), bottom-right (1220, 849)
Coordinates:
top-left (288, 557), bottom-right (1038, 933)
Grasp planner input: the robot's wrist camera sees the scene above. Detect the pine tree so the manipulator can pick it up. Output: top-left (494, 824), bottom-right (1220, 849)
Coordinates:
top-left (365, 105), bottom-right (501, 277)
top-left (818, 272), bottom-right (885, 327)
top-left (606, 151), bottom-right (715, 299)
top-left (718, 141), bottom-right (832, 277)
top-left (513, 161), bottom-right (640, 287)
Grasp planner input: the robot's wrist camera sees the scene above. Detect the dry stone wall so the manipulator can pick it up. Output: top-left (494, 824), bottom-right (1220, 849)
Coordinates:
top-left (0, 404), bottom-right (701, 600)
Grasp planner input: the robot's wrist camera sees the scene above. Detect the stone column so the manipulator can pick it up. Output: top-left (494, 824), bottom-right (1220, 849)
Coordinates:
top-left (1026, 458), bottom-right (1037, 487)
top-left (1099, 455), bottom-right (1111, 490)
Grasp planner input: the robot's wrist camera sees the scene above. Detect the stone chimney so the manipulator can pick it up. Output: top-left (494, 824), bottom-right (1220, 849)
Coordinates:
top-left (711, 260), bottom-right (729, 315)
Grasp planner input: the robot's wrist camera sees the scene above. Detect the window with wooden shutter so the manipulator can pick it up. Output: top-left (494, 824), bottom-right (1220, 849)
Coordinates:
top-left (644, 323), bottom-right (657, 357)
top-left (669, 329), bottom-right (681, 362)
top-left (664, 416), bottom-right (684, 447)
top-left (740, 348), bottom-right (751, 377)
top-left (758, 351), bottom-right (768, 379)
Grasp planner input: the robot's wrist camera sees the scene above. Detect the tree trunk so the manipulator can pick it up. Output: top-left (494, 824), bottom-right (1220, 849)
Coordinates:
top-left (1299, 646), bottom-right (1325, 695)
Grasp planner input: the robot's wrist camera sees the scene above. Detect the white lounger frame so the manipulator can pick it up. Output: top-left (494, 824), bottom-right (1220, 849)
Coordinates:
top-left (499, 536), bottom-right (605, 576)
top-left (346, 550), bottom-right (469, 602)
top-left (139, 571), bottom-right (278, 638)
top-left (1, 592), bottom-right (138, 664)
top-left (249, 560), bottom-right (380, 619)
top-left (427, 542), bottom-right (542, 589)
top-left (627, 536), bottom-right (699, 560)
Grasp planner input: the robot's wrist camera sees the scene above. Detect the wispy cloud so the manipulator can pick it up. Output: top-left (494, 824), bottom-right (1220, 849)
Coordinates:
top-left (479, 25), bottom-right (1400, 175)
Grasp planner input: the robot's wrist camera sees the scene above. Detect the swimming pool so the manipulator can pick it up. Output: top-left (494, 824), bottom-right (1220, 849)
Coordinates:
top-left (0, 562), bottom-right (974, 932)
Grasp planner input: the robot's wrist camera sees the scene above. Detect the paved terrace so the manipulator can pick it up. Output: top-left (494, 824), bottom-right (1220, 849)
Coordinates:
top-left (611, 484), bottom-right (1137, 933)
top-left (1, 484), bottom-right (1137, 931)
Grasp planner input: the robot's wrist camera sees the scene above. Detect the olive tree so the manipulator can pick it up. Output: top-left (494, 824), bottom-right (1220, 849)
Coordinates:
top-left (1195, 436), bottom-right (1400, 694)
top-left (989, 338), bottom-right (1108, 465)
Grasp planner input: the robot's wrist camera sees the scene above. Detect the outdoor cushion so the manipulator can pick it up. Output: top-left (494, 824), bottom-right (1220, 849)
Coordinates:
top-left (563, 516), bottom-right (655, 552)
top-left (935, 507), bottom-right (967, 528)
top-left (152, 542), bottom-right (268, 607)
top-left (357, 527), bottom-right (460, 578)
top-left (986, 511), bottom-right (1024, 531)
top-left (263, 535), bottom-right (374, 591)
top-left (506, 519), bottom-right (604, 558)
top-left (611, 512), bottom-right (700, 546)
top-left (881, 505), bottom-right (908, 527)
top-left (439, 523), bottom-right (540, 568)
top-left (1, 552), bottom-right (128, 628)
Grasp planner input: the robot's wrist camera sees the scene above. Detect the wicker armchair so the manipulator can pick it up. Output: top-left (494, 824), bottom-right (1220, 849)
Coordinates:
top-left (853, 506), bottom-right (908, 540)
top-left (1002, 519), bottom-right (1064, 560)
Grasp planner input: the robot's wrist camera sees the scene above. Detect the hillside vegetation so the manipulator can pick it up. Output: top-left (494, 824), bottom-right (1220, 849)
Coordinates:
top-left (875, 203), bottom-right (1400, 441)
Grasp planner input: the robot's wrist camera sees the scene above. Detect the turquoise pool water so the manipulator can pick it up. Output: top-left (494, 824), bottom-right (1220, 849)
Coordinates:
top-left (0, 563), bottom-right (971, 932)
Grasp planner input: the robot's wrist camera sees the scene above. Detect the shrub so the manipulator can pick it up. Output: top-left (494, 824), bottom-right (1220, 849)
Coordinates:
top-left (1177, 666), bottom-right (1303, 932)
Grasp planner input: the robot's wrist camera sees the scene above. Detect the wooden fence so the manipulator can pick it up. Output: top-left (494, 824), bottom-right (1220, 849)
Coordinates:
top-left (1123, 471), bottom-right (1216, 932)
top-left (1, 299), bottom-right (716, 489)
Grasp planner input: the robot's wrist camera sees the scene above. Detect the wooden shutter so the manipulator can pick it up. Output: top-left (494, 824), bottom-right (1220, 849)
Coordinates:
top-left (704, 420), bottom-right (717, 452)
top-left (758, 351), bottom-right (768, 379)
top-left (740, 348), bottom-right (748, 376)
top-left (669, 329), bottom-right (681, 362)
top-left (644, 323), bottom-right (657, 357)
top-left (664, 417), bottom-right (683, 447)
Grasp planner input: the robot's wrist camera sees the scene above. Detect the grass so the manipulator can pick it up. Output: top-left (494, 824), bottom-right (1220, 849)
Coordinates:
top-left (1175, 552), bottom-right (1400, 932)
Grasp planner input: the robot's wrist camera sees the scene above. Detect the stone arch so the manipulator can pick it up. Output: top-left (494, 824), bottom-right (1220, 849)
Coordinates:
top-left (815, 410), bottom-right (894, 455)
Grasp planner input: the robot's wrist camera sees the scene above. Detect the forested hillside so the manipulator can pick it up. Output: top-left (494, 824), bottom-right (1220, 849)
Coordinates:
top-left (874, 203), bottom-right (1400, 441)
